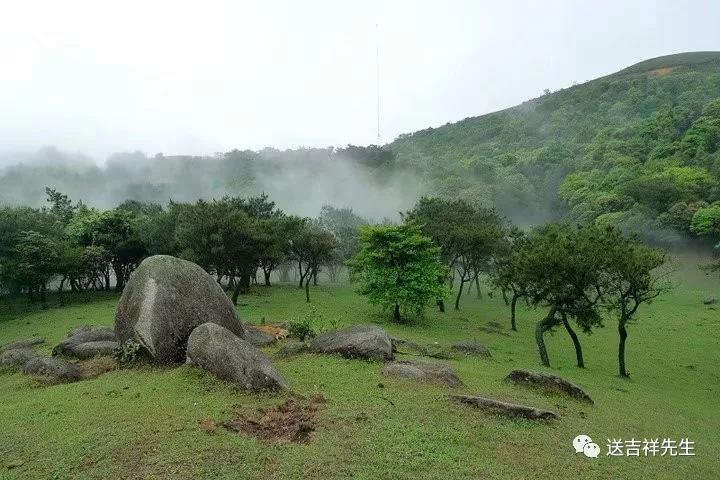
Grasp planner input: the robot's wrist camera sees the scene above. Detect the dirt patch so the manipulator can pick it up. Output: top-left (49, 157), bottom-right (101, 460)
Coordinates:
top-left (79, 356), bottom-right (118, 379)
top-left (218, 394), bottom-right (326, 443)
top-left (648, 66), bottom-right (676, 77)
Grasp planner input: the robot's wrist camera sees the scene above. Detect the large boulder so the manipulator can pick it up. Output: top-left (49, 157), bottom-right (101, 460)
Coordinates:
top-left (53, 327), bottom-right (116, 356)
top-left (23, 357), bottom-right (82, 383)
top-left (115, 255), bottom-right (245, 364)
top-left (186, 322), bottom-right (288, 392)
top-left (0, 349), bottom-right (41, 368)
top-left (309, 325), bottom-right (393, 361)
top-left (1, 336), bottom-right (45, 352)
top-left (382, 360), bottom-right (463, 387)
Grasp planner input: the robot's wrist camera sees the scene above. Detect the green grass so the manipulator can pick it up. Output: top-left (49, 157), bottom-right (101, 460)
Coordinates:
top-left (1, 260), bottom-right (718, 479)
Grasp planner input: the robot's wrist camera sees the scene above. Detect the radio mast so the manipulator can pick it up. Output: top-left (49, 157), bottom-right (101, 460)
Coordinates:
top-left (375, 23), bottom-right (381, 144)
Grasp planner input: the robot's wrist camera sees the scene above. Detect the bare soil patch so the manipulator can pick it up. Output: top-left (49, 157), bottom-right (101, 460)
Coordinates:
top-left (215, 394), bottom-right (327, 443)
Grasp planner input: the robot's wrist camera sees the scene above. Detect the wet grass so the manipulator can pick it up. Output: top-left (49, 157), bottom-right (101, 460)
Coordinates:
top-left (0, 262), bottom-right (718, 479)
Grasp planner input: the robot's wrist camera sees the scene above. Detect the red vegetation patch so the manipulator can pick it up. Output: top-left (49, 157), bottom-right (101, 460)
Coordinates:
top-left (219, 394), bottom-right (326, 443)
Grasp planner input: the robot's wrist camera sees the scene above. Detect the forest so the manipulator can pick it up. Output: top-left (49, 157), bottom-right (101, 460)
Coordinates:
top-left (2, 52), bottom-right (720, 250)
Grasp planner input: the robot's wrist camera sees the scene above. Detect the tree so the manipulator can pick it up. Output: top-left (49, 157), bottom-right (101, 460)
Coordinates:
top-left (603, 230), bottom-right (667, 377)
top-left (518, 224), bottom-right (607, 368)
top-left (44, 187), bottom-right (79, 224)
top-left (256, 215), bottom-right (304, 286)
top-left (316, 205), bottom-right (367, 281)
top-left (9, 231), bottom-right (59, 308)
top-left (489, 227), bottom-right (528, 331)
top-left (449, 206), bottom-right (505, 310)
top-left (348, 223), bottom-right (448, 322)
top-left (404, 197), bottom-right (501, 311)
top-left (67, 207), bottom-right (147, 290)
top-left (175, 198), bottom-right (264, 305)
top-left (290, 225), bottom-right (338, 302)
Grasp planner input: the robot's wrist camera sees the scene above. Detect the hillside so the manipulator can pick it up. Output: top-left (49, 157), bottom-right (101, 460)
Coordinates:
top-left (2, 52), bottom-right (720, 245)
top-left (389, 52), bottom-right (720, 240)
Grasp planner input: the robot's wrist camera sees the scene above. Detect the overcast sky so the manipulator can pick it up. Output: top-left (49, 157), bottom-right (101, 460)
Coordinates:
top-left (1, 0), bottom-right (718, 161)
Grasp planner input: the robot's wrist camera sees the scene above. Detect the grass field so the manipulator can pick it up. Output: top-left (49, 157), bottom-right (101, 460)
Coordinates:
top-left (1, 257), bottom-right (719, 479)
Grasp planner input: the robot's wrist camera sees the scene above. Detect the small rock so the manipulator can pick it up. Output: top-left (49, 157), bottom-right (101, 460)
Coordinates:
top-left (451, 341), bottom-right (491, 357)
top-left (451, 394), bottom-right (557, 420)
top-left (23, 357), bottom-right (82, 383)
top-left (310, 325), bottom-right (393, 361)
top-left (0, 348), bottom-right (41, 368)
top-left (244, 328), bottom-right (277, 347)
top-left (65, 341), bottom-right (119, 360)
top-left (383, 360), bottom-right (463, 387)
top-left (391, 337), bottom-right (429, 355)
top-left (276, 341), bottom-right (310, 357)
top-left (506, 369), bottom-right (593, 403)
top-left (53, 328), bottom-right (116, 356)
top-left (703, 297), bottom-right (717, 305)
top-left (68, 325), bottom-right (93, 337)
top-left (186, 322), bottom-right (288, 392)
top-left (6, 459), bottom-right (25, 469)
top-left (0, 336), bottom-right (45, 352)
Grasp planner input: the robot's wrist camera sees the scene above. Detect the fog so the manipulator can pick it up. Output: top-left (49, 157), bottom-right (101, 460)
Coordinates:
top-left (0, 147), bottom-right (424, 220)
top-left (2, 1), bottom-right (719, 159)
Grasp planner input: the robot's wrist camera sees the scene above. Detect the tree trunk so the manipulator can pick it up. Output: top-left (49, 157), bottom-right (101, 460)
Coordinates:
top-left (40, 282), bottom-right (48, 309)
top-left (298, 261), bottom-right (305, 288)
top-left (313, 269), bottom-right (318, 286)
top-left (535, 307), bottom-right (556, 367)
top-left (437, 299), bottom-right (445, 312)
top-left (393, 303), bottom-right (401, 323)
top-left (561, 312), bottom-right (584, 368)
top-left (263, 268), bottom-right (271, 286)
top-left (618, 318), bottom-right (629, 377)
top-left (305, 270), bottom-right (311, 302)
top-left (455, 279), bottom-right (466, 310)
top-left (58, 277), bottom-right (66, 307)
top-left (113, 262), bottom-right (124, 291)
top-left (502, 289), bottom-right (509, 306)
top-left (475, 275), bottom-right (482, 299)
top-left (510, 294), bottom-right (518, 331)
top-left (232, 282), bottom-right (241, 306)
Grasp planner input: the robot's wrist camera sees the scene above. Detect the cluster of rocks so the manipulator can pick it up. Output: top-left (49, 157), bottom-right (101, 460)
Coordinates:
top-left (0, 337), bottom-right (82, 383)
top-left (53, 326), bottom-right (118, 359)
top-left (111, 255), bottom-right (287, 392)
top-left (2, 254), bottom-right (595, 424)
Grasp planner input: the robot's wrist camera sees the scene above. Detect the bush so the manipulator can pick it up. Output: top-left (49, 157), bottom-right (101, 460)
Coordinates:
top-left (288, 305), bottom-right (326, 340)
top-left (113, 340), bottom-right (141, 364)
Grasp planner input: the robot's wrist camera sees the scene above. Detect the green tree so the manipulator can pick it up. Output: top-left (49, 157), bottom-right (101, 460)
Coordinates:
top-left (489, 227), bottom-right (528, 331)
top-left (175, 198), bottom-right (264, 305)
top-left (290, 225), bottom-right (338, 302)
top-left (603, 230), bottom-right (668, 377)
top-left (518, 224), bottom-right (607, 368)
top-left (9, 231), bottom-right (59, 308)
top-left (348, 223), bottom-right (448, 323)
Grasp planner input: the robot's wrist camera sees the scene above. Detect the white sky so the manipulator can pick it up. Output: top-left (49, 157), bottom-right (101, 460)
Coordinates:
top-left (0, 0), bottom-right (718, 160)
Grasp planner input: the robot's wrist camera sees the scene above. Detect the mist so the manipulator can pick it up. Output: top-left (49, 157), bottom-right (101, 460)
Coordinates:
top-left (0, 146), bottom-right (425, 221)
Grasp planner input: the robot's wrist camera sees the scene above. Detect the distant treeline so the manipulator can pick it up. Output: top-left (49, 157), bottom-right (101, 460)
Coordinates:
top-left (0, 189), bottom-right (368, 306)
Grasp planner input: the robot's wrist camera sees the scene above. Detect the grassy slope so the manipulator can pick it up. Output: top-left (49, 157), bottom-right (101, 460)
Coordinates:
top-left (0, 261), bottom-right (718, 479)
